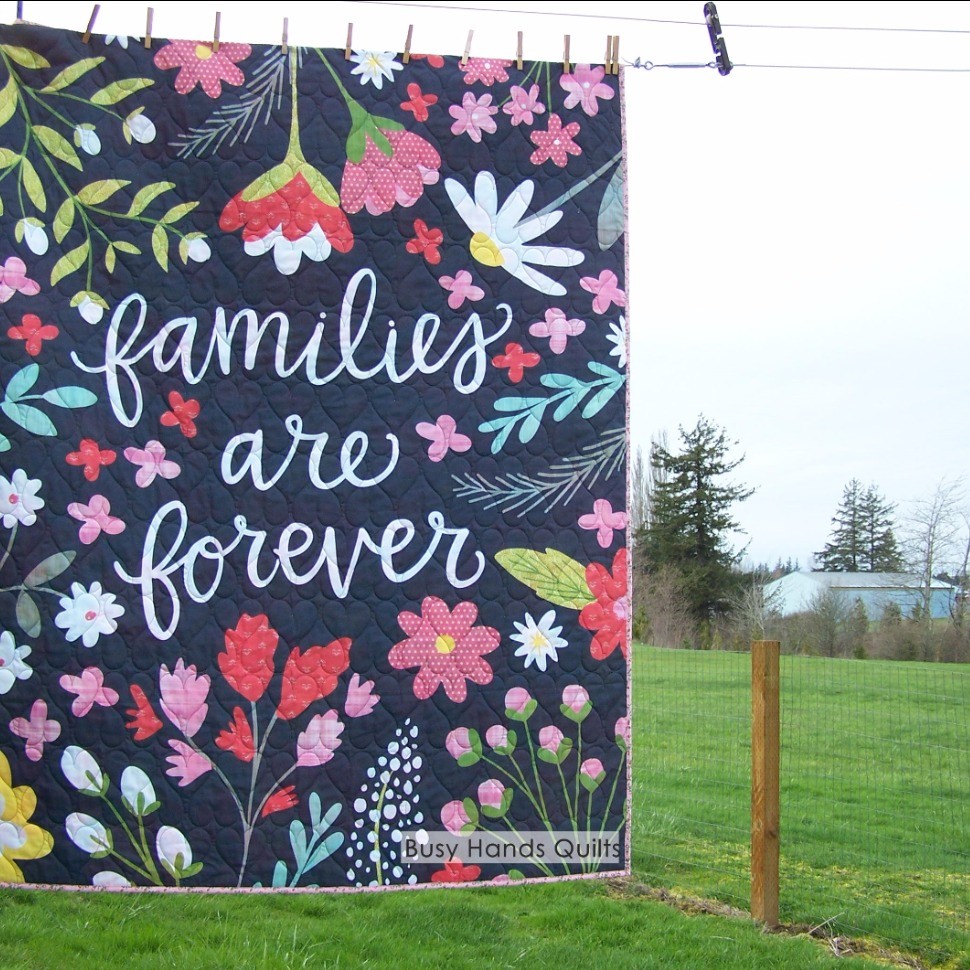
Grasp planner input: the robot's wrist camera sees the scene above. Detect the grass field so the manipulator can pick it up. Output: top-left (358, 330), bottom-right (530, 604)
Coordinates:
top-left (0, 646), bottom-right (965, 969)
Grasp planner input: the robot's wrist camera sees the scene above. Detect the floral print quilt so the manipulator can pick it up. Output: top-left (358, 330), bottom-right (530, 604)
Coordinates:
top-left (0, 22), bottom-right (628, 889)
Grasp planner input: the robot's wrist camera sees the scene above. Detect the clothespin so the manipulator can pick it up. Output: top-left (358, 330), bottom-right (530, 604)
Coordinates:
top-left (144, 7), bottom-right (153, 48)
top-left (703, 2), bottom-right (732, 76)
top-left (82, 4), bottom-right (100, 44)
top-left (212, 11), bottom-right (221, 54)
top-left (345, 23), bottom-right (352, 59)
top-left (563, 35), bottom-right (570, 74)
top-left (461, 29), bottom-right (472, 67)
top-left (604, 34), bottom-right (612, 73)
top-left (515, 30), bottom-right (523, 71)
top-left (282, 17), bottom-right (288, 55)
top-left (15, 1), bottom-right (23, 23)
top-left (403, 24), bottom-right (413, 63)
top-left (611, 35), bottom-right (620, 75)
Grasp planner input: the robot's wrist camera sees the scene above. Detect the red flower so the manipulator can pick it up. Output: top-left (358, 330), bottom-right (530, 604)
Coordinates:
top-left (125, 684), bottom-right (163, 741)
top-left (65, 438), bottom-right (116, 482)
top-left (277, 638), bottom-right (351, 721)
top-left (431, 860), bottom-right (482, 883)
top-left (409, 54), bottom-right (445, 68)
top-left (261, 785), bottom-right (298, 819)
top-left (342, 129), bottom-right (441, 216)
top-left (389, 597), bottom-right (499, 703)
top-left (579, 548), bottom-right (629, 660)
top-left (491, 342), bottom-right (540, 383)
top-left (215, 706), bottom-right (255, 762)
top-left (154, 40), bottom-right (251, 99)
top-left (8, 313), bottom-right (57, 356)
top-left (160, 391), bottom-right (200, 438)
top-left (405, 219), bottom-right (443, 265)
top-left (218, 613), bottom-right (279, 702)
top-left (529, 113), bottom-right (582, 168)
top-left (400, 83), bottom-right (438, 122)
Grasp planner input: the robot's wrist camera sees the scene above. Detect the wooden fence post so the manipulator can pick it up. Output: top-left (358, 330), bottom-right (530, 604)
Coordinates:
top-left (751, 639), bottom-right (780, 927)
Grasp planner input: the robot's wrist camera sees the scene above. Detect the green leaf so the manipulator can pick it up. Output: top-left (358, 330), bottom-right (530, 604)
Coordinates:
top-left (24, 550), bottom-right (75, 588)
top-left (1, 401), bottom-right (57, 436)
top-left (371, 114), bottom-right (405, 133)
top-left (90, 77), bottom-right (153, 105)
top-left (112, 240), bottom-right (141, 255)
top-left (0, 147), bottom-right (18, 168)
top-left (272, 860), bottom-right (288, 888)
top-left (180, 861), bottom-right (203, 879)
top-left (597, 162), bottom-right (625, 250)
top-left (304, 832), bottom-right (344, 872)
top-left (461, 798), bottom-right (480, 828)
top-left (53, 195), bottom-right (75, 243)
top-left (50, 239), bottom-right (89, 286)
top-left (314, 801), bottom-right (341, 837)
top-left (289, 820), bottom-right (308, 865)
top-left (1, 45), bottom-right (50, 69)
top-left (34, 125), bottom-right (82, 170)
top-left (104, 243), bottom-right (115, 274)
top-left (20, 156), bottom-right (46, 212)
top-left (125, 180), bottom-right (174, 217)
top-left (4, 363), bottom-right (39, 402)
top-left (0, 433), bottom-right (10, 452)
top-left (495, 548), bottom-right (594, 610)
top-left (0, 74), bottom-right (17, 129)
top-left (308, 793), bottom-right (322, 831)
top-left (16, 590), bottom-right (40, 637)
top-left (151, 224), bottom-right (168, 271)
top-left (41, 386), bottom-right (97, 408)
top-left (77, 179), bottom-right (130, 205)
top-left (41, 56), bottom-right (105, 93)
top-left (160, 201), bottom-right (198, 224)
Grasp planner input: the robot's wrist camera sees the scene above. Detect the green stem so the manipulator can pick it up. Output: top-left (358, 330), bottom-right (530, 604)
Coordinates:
top-left (99, 793), bottom-right (154, 879)
top-left (498, 818), bottom-right (557, 878)
top-left (535, 150), bottom-right (622, 217)
top-left (545, 62), bottom-right (553, 117)
top-left (373, 773), bottom-right (391, 886)
top-left (523, 727), bottom-right (550, 824)
top-left (573, 728), bottom-right (583, 825)
top-left (252, 762), bottom-right (297, 821)
top-left (136, 813), bottom-right (162, 884)
top-left (495, 61), bottom-right (542, 108)
top-left (556, 760), bottom-right (578, 835)
top-left (0, 522), bottom-right (18, 574)
top-left (313, 49), bottom-right (357, 110)
top-left (105, 847), bottom-right (155, 884)
top-left (481, 754), bottom-right (543, 816)
top-left (598, 749), bottom-right (627, 840)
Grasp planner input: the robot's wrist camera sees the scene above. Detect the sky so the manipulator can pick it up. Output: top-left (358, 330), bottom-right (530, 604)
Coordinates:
top-left (11, 0), bottom-right (970, 569)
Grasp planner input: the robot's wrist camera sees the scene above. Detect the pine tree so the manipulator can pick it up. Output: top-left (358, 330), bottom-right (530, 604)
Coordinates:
top-left (815, 480), bottom-right (902, 571)
top-left (860, 484), bottom-right (903, 571)
top-left (636, 416), bottom-right (753, 626)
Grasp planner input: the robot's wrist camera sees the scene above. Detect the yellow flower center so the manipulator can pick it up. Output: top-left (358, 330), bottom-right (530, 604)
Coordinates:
top-left (435, 634), bottom-right (457, 655)
top-left (470, 232), bottom-right (505, 267)
top-left (195, 44), bottom-right (214, 61)
top-left (531, 632), bottom-right (549, 651)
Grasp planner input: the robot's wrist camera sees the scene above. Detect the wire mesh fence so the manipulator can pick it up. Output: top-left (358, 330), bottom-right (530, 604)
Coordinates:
top-left (630, 644), bottom-right (970, 966)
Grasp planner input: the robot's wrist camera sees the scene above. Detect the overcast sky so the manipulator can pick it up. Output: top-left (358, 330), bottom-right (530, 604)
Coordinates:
top-left (15, 1), bottom-right (970, 568)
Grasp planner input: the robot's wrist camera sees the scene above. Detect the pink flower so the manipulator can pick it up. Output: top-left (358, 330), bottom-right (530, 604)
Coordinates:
top-left (341, 129), bottom-right (441, 216)
top-left (389, 597), bottom-right (500, 703)
top-left (461, 57), bottom-right (513, 85)
top-left (59, 667), bottom-right (118, 717)
top-left (478, 779), bottom-right (507, 810)
top-left (416, 414), bottom-right (472, 462)
top-left (580, 269), bottom-right (626, 314)
top-left (560, 64), bottom-right (615, 116)
top-left (0, 257), bottom-right (40, 303)
top-left (581, 758), bottom-right (605, 783)
top-left (449, 92), bottom-right (498, 142)
top-left (503, 84), bottom-right (545, 126)
top-left (580, 547), bottom-right (629, 660)
top-left (344, 672), bottom-right (379, 718)
top-left (505, 687), bottom-right (533, 714)
top-left (529, 113), bottom-right (582, 168)
top-left (539, 725), bottom-right (565, 755)
top-left (485, 725), bottom-right (508, 749)
top-left (439, 270), bottom-right (484, 310)
top-left (297, 710), bottom-right (345, 767)
top-left (578, 499), bottom-right (629, 549)
top-left (615, 716), bottom-right (630, 746)
top-left (154, 40), bottom-right (251, 98)
top-left (158, 659), bottom-right (210, 738)
top-left (9, 699), bottom-right (60, 762)
top-left (67, 495), bottom-right (126, 545)
top-left (445, 727), bottom-right (473, 760)
top-left (165, 739), bottom-right (212, 786)
top-left (528, 307), bottom-right (585, 354)
top-left (441, 800), bottom-right (471, 835)
top-left (562, 685), bottom-right (590, 713)
top-left (124, 440), bottom-right (180, 487)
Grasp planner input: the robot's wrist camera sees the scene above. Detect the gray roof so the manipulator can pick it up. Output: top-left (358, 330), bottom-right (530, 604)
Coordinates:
top-left (798, 571), bottom-right (955, 591)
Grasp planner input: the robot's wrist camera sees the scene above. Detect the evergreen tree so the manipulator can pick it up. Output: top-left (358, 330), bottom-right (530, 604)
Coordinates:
top-left (815, 480), bottom-right (902, 571)
top-left (860, 484), bottom-right (903, 571)
top-left (636, 416), bottom-right (753, 627)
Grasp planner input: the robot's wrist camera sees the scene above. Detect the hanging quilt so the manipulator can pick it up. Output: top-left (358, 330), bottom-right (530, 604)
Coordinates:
top-left (0, 22), bottom-right (628, 889)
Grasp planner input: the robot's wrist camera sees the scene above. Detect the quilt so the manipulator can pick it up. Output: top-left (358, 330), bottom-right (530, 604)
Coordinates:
top-left (0, 22), bottom-right (628, 890)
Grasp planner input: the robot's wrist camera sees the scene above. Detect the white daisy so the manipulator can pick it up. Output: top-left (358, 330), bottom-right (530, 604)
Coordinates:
top-left (55, 581), bottom-right (124, 648)
top-left (0, 631), bottom-right (31, 693)
top-left (445, 172), bottom-right (583, 296)
top-left (511, 610), bottom-right (568, 671)
top-left (105, 35), bottom-right (130, 48)
top-left (0, 470), bottom-right (44, 528)
top-left (606, 314), bottom-right (627, 368)
top-left (349, 50), bottom-right (403, 90)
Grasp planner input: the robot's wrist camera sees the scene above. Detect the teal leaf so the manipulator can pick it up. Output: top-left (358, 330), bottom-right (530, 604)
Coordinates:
top-left (5, 363), bottom-right (39, 403)
top-left (314, 801), bottom-right (341, 836)
top-left (304, 832), bottom-right (344, 872)
top-left (272, 860), bottom-right (288, 888)
top-left (1, 402), bottom-right (56, 436)
top-left (308, 792), bottom-right (322, 831)
top-left (582, 383), bottom-right (624, 419)
top-left (289, 819), bottom-right (308, 865)
top-left (41, 386), bottom-right (97, 408)
top-left (0, 434), bottom-right (9, 452)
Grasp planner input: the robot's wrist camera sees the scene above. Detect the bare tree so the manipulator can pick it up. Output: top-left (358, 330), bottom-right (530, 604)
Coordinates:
top-left (629, 445), bottom-right (648, 534)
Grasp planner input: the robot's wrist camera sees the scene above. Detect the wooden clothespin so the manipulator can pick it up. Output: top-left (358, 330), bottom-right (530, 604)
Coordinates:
top-left (212, 12), bottom-right (221, 54)
top-left (144, 7), bottom-right (153, 48)
top-left (611, 35), bottom-right (620, 75)
top-left (563, 35), bottom-right (570, 74)
top-left (461, 29), bottom-right (473, 67)
top-left (604, 34), bottom-right (613, 74)
top-left (403, 25), bottom-right (413, 64)
top-left (515, 31), bottom-right (523, 71)
top-left (282, 17), bottom-right (288, 55)
top-left (345, 23), bottom-right (353, 59)
top-left (82, 4), bottom-right (100, 44)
